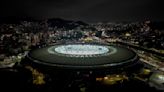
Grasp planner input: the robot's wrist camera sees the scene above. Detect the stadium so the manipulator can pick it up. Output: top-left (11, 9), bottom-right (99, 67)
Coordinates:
top-left (19, 42), bottom-right (144, 91)
top-left (23, 42), bottom-right (141, 74)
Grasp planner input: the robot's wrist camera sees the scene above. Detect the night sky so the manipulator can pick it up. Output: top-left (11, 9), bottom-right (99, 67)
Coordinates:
top-left (0, 0), bottom-right (164, 23)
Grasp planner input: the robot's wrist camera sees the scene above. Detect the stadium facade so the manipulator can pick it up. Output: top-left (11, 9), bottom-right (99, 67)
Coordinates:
top-left (22, 43), bottom-right (142, 74)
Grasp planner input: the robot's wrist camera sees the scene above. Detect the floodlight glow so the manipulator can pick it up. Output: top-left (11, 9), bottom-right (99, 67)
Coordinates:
top-left (47, 44), bottom-right (118, 57)
top-left (55, 45), bottom-right (109, 55)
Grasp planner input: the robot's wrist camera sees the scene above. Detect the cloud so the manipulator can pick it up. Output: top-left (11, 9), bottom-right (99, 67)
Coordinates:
top-left (0, 0), bottom-right (163, 22)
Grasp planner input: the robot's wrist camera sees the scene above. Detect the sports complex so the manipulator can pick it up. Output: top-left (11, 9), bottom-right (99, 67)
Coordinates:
top-left (19, 42), bottom-right (147, 92)
top-left (24, 42), bottom-right (140, 73)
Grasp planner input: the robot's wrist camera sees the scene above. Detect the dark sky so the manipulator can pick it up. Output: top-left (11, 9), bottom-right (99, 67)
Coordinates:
top-left (0, 0), bottom-right (164, 23)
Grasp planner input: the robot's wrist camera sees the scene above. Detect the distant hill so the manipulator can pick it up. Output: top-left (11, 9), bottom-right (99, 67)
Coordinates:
top-left (150, 21), bottom-right (164, 30)
top-left (0, 17), bottom-right (89, 30)
top-left (0, 16), bottom-right (39, 24)
top-left (47, 18), bottom-right (88, 29)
